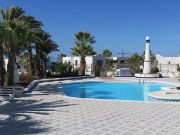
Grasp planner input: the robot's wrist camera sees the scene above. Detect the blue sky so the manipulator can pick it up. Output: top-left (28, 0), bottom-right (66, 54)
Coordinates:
top-left (1, 0), bottom-right (180, 60)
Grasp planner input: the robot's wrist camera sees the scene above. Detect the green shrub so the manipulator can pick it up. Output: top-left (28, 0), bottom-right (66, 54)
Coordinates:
top-left (177, 64), bottom-right (180, 72)
top-left (151, 66), bottom-right (159, 73)
top-left (51, 61), bottom-right (80, 77)
top-left (19, 73), bottom-right (35, 83)
top-left (134, 67), bottom-right (143, 73)
top-left (51, 61), bottom-right (72, 74)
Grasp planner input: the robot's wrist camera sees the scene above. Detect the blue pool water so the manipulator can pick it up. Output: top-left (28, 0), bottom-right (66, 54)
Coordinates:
top-left (62, 82), bottom-right (173, 101)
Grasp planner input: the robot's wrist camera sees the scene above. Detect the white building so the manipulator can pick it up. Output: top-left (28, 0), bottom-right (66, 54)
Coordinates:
top-left (85, 54), bottom-right (106, 76)
top-left (62, 54), bottom-right (106, 76)
top-left (62, 56), bottom-right (81, 70)
top-left (62, 54), bottom-right (132, 76)
top-left (156, 54), bottom-right (180, 77)
top-left (107, 56), bottom-right (128, 68)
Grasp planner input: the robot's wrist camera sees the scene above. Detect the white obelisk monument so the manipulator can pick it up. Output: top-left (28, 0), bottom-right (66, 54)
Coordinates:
top-left (143, 35), bottom-right (151, 74)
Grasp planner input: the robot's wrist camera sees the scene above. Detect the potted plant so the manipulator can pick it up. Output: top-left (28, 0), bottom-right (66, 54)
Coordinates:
top-left (107, 59), bottom-right (118, 77)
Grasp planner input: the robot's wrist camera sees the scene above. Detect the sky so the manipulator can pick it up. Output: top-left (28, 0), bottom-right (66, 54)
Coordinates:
top-left (1, 0), bottom-right (180, 60)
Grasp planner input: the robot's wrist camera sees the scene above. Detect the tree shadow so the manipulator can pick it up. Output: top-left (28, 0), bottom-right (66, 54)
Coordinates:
top-left (0, 85), bottom-right (78, 135)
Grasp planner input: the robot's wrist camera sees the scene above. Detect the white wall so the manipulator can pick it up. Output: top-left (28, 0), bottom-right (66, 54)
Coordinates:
top-left (62, 56), bottom-right (81, 69)
top-left (156, 54), bottom-right (180, 64)
top-left (4, 58), bottom-right (8, 71)
top-left (4, 58), bottom-right (19, 83)
top-left (85, 56), bottom-right (93, 75)
top-left (86, 54), bottom-right (106, 75)
top-left (156, 54), bottom-right (180, 77)
top-left (62, 57), bottom-right (71, 63)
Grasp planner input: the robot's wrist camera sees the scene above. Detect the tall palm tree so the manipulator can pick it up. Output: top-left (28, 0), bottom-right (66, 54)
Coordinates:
top-left (2, 19), bottom-right (28, 86)
top-left (0, 22), bottom-right (5, 86)
top-left (0, 6), bottom-right (34, 86)
top-left (71, 31), bottom-right (96, 75)
top-left (23, 16), bottom-right (42, 76)
top-left (40, 39), bottom-right (58, 77)
top-left (102, 49), bottom-right (112, 57)
top-left (35, 31), bottom-right (58, 78)
top-left (24, 28), bottom-right (42, 76)
top-left (0, 6), bottom-right (58, 84)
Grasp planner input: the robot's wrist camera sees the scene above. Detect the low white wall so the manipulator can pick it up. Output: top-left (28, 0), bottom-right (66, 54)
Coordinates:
top-left (135, 73), bottom-right (160, 78)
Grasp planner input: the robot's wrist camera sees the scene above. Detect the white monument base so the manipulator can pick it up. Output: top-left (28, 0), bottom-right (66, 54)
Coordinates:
top-left (135, 73), bottom-right (160, 78)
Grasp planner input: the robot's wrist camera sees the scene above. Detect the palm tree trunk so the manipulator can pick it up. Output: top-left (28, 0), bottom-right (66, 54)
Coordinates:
top-left (28, 47), bottom-right (33, 76)
top-left (0, 46), bottom-right (5, 86)
top-left (4, 52), bottom-right (15, 86)
top-left (43, 60), bottom-right (46, 78)
top-left (35, 44), bottom-right (41, 78)
top-left (80, 57), bottom-right (85, 75)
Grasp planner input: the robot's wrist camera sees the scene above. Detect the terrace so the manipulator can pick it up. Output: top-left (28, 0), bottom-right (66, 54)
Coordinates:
top-left (1, 77), bottom-right (180, 134)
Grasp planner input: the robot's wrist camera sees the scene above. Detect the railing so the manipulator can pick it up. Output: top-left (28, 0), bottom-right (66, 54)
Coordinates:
top-left (55, 82), bottom-right (63, 92)
top-left (138, 78), bottom-right (146, 83)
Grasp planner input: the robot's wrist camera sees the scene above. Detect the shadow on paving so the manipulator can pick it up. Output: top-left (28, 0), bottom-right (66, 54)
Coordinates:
top-left (34, 84), bottom-right (59, 94)
top-left (0, 83), bottom-right (78, 135)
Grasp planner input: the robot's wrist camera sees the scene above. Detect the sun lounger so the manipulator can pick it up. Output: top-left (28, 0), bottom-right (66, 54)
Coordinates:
top-left (160, 86), bottom-right (180, 94)
top-left (161, 86), bottom-right (180, 91)
top-left (0, 88), bottom-right (15, 101)
top-left (23, 80), bottom-right (38, 93)
top-left (0, 86), bottom-right (24, 97)
top-left (164, 89), bottom-right (180, 94)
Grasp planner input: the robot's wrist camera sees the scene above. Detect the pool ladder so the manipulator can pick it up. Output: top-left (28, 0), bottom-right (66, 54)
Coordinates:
top-left (138, 78), bottom-right (146, 83)
top-left (55, 82), bottom-right (63, 92)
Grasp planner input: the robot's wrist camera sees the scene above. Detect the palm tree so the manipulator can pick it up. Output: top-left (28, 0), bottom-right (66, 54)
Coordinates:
top-left (2, 19), bottom-right (28, 86)
top-left (35, 31), bottom-right (58, 78)
top-left (71, 31), bottom-right (96, 75)
top-left (0, 6), bottom-right (58, 84)
top-left (0, 22), bottom-right (5, 86)
top-left (102, 49), bottom-right (112, 57)
top-left (40, 40), bottom-right (58, 77)
top-left (58, 53), bottom-right (66, 62)
top-left (127, 53), bottom-right (143, 73)
top-left (24, 28), bottom-right (42, 76)
top-left (23, 16), bottom-right (42, 76)
top-left (0, 6), bottom-right (38, 85)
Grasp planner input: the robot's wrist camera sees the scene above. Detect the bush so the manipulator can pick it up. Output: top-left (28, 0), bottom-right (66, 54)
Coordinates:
top-left (134, 67), bottom-right (143, 73)
top-left (177, 64), bottom-right (180, 72)
top-left (151, 66), bottom-right (159, 73)
top-left (19, 73), bottom-right (35, 83)
top-left (51, 62), bottom-right (80, 77)
top-left (51, 61), bottom-right (72, 74)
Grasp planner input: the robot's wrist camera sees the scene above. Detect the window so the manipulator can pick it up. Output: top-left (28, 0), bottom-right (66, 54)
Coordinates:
top-left (146, 40), bottom-right (150, 43)
top-left (75, 60), bottom-right (78, 66)
top-left (120, 60), bottom-right (125, 64)
top-left (97, 60), bottom-right (102, 67)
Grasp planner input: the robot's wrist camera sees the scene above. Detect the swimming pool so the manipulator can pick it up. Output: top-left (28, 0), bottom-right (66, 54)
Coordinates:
top-left (62, 82), bottom-right (173, 101)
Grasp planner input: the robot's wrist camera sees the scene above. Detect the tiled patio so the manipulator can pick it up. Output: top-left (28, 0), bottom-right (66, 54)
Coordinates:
top-left (0, 78), bottom-right (180, 135)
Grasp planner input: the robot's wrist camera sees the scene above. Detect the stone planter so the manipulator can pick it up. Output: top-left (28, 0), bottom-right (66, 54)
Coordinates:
top-left (107, 71), bottom-right (113, 77)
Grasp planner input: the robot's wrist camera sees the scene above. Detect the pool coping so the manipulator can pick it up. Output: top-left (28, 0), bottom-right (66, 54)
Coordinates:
top-left (56, 78), bottom-right (180, 104)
